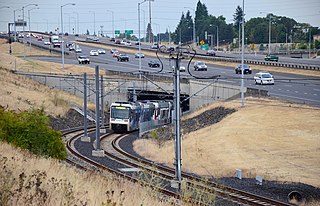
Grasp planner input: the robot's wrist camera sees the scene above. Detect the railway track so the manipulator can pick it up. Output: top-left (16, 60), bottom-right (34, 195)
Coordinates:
top-left (64, 128), bottom-right (294, 206)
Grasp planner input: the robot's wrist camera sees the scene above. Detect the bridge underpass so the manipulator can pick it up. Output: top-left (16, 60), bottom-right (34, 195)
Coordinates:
top-left (127, 89), bottom-right (190, 112)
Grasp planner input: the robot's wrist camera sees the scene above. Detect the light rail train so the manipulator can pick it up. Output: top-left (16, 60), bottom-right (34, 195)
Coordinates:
top-left (110, 101), bottom-right (172, 132)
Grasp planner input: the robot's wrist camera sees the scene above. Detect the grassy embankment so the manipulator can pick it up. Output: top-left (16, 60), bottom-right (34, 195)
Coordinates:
top-left (0, 39), bottom-right (174, 206)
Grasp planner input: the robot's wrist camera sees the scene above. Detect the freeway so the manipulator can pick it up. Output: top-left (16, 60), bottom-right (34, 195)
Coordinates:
top-left (24, 34), bottom-right (320, 107)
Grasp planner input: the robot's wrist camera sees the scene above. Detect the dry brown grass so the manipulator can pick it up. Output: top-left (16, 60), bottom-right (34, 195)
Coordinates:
top-left (134, 97), bottom-right (320, 188)
top-left (0, 40), bottom-right (100, 116)
top-left (0, 39), bottom-right (96, 75)
top-left (0, 142), bottom-right (172, 206)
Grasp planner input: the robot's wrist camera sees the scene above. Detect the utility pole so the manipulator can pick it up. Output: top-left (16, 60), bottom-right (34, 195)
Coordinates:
top-left (170, 51), bottom-right (182, 191)
top-left (241, 0), bottom-right (245, 108)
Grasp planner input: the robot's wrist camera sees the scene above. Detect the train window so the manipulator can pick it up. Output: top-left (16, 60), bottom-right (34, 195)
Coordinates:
top-left (111, 107), bottom-right (130, 119)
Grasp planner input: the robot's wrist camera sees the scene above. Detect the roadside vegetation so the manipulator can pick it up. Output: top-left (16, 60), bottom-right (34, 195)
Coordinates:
top-left (0, 107), bottom-right (66, 159)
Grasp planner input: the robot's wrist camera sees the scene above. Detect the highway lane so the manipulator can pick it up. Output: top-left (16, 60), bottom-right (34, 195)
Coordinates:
top-left (26, 35), bottom-right (320, 107)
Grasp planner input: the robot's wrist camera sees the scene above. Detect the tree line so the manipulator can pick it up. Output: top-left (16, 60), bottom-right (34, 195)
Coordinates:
top-left (152, 0), bottom-right (320, 49)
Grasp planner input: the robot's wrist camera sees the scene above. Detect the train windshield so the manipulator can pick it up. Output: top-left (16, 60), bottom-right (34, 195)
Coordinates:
top-left (111, 106), bottom-right (130, 119)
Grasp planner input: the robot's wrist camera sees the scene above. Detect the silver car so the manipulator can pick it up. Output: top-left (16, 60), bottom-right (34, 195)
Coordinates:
top-left (194, 61), bottom-right (207, 71)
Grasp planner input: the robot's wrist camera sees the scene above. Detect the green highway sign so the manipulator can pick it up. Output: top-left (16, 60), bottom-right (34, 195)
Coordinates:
top-left (125, 30), bottom-right (133, 35)
top-left (115, 30), bottom-right (120, 34)
top-left (200, 44), bottom-right (209, 50)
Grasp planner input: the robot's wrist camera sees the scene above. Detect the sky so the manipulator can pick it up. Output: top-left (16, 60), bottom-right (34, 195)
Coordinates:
top-left (0, 0), bottom-right (319, 37)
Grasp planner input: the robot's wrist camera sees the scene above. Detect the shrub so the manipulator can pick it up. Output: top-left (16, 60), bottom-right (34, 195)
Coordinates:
top-left (0, 106), bottom-right (67, 159)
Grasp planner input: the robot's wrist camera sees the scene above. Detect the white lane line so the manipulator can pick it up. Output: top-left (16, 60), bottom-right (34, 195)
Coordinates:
top-left (314, 94), bottom-right (318, 96)
top-left (278, 88), bottom-right (282, 91)
top-left (295, 91), bottom-right (299, 93)
top-left (313, 88), bottom-right (320, 92)
top-left (286, 90), bottom-right (290, 92)
top-left (271, 93), bottom-right (320, 103)
top-left (304, 93), bottom-right (308, 95)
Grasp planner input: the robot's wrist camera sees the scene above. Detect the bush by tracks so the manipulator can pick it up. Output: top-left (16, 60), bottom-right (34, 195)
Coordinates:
top-left (0, 106), bottom-right (67, 159)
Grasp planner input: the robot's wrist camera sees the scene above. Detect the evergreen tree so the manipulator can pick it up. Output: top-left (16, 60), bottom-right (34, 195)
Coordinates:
top-left (195, 0), bottom-right (209, 43)
top-left (233, 5), bottom-right (243, 29)
top-left (146, 23), bottom-right (154, 43)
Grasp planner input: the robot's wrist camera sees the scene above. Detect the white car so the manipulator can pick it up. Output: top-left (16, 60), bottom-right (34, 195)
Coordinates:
top-left (90, 50), bottom-right (99, 56)
top-left (124, 41), bottom-right (132, 46)
top-left (98, 49), bottom-right (106, 54)
top-left (44, 41), bottom-right (51, 45)
top-left (254, 72), bottom-right (274, 85)
top-left (179, 66), bottom-right (186, 72)
top-left (75, 47), bottom-right (82, 53)
top-left (135, 52), bottom-right (145, 58)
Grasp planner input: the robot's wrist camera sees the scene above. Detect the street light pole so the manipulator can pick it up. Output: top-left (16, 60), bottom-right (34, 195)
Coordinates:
top-left (184, 7), bottom-right (196, 45)
top-left (22, 4), bottom-right (38, 60)
top-left (209, 24), bottom-right (219, 51)
top-left (28, 7), bottom-right (39, 53)
top-left (61, 3), bottom-right (75, 69)
top-left (268, 15), bottom-right (271, 55)
top-left (89, 11), bottom-right (96, 36)
top-left (241, 0), bottom-right (245, 108)
top-left (106, 10), bottom-right (114, 38)
top-left (138, 0), bottom-right (153, 77)
top-left (13, 9), bottom-right (21, 42)
top-left (73, 12), bottom-right (79, 35)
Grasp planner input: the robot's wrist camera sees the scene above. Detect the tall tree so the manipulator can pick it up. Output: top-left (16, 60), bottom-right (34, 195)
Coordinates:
top-left (195, 0), bottom-right (209, 43)
top-left (145, 23), bottom-right (154, 43)
top-left (233, 5), bottom-right (243, 28)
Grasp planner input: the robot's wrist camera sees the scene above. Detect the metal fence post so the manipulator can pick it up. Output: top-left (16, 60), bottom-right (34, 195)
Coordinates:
top-left (81, 73), bottom-right (90, 142)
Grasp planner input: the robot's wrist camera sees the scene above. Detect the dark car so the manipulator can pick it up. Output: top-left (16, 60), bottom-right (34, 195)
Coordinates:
top-left (235, 64), bottom-right (252, 74)
top-left (110, 38), bottom-right (115, 42)
top-left (78, 56), bottom-right (90, 64)
top-left (264, 54), bottom-right (279, 62)
top-left (117, 54), bottom-right (129, 61)
top-left (115, 40), bottom-right (121, 44)
top-left (148, 60), bottom-right (160, 68)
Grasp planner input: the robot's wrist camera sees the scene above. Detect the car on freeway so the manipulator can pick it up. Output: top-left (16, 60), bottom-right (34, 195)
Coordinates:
top-left (254, 72), bottom-right (274, 85)
top-left (78, 56), bottom-right (90, 64)
top-left (135, 52), bottom-right (145, 58)
top-left (125, 41), bottom-right (132, 46)
top-left (44, 41), bottom-right (50, 45)
top-left (92, 37), bottom-right (99, 41)
top-left (90, 50), bottom-right (99, 56)
top-left (151, 42), bottom-right (159, 49)
top-left (117, 54), bottom-right (129, 61)
top-left (135, 42), bottom-right (141, 45)
top-left (264, 54), bottom-right (279, 62)
top-left (235, 64), bottom-right (252, 74)
top-left (194, 61), bottom-right (207, 71)
top-left (166, 46), bottom-right (175, 52)
top-left (98, 49), bottom-right (106, 54)
top-left (110, 38), bottom-right (115, 42)
top-left (115, 40), bottom-right (121, 44)
top-left (69, 44), bottom-right (75, 51)
top-left (66, 42), bottom-right (73, 48)
top-left (179, 66), bottom-right (186, 72)
top-left (148, 60), bottom-right (161, 68)
top-left (110, 48), bottom-right (118, 54)
top-left (206, 49), bottom-right (216, 56)
top-left (112, 51), bottom-right (120, 57)
top-left (75, 47), bottom-right (82, 53)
